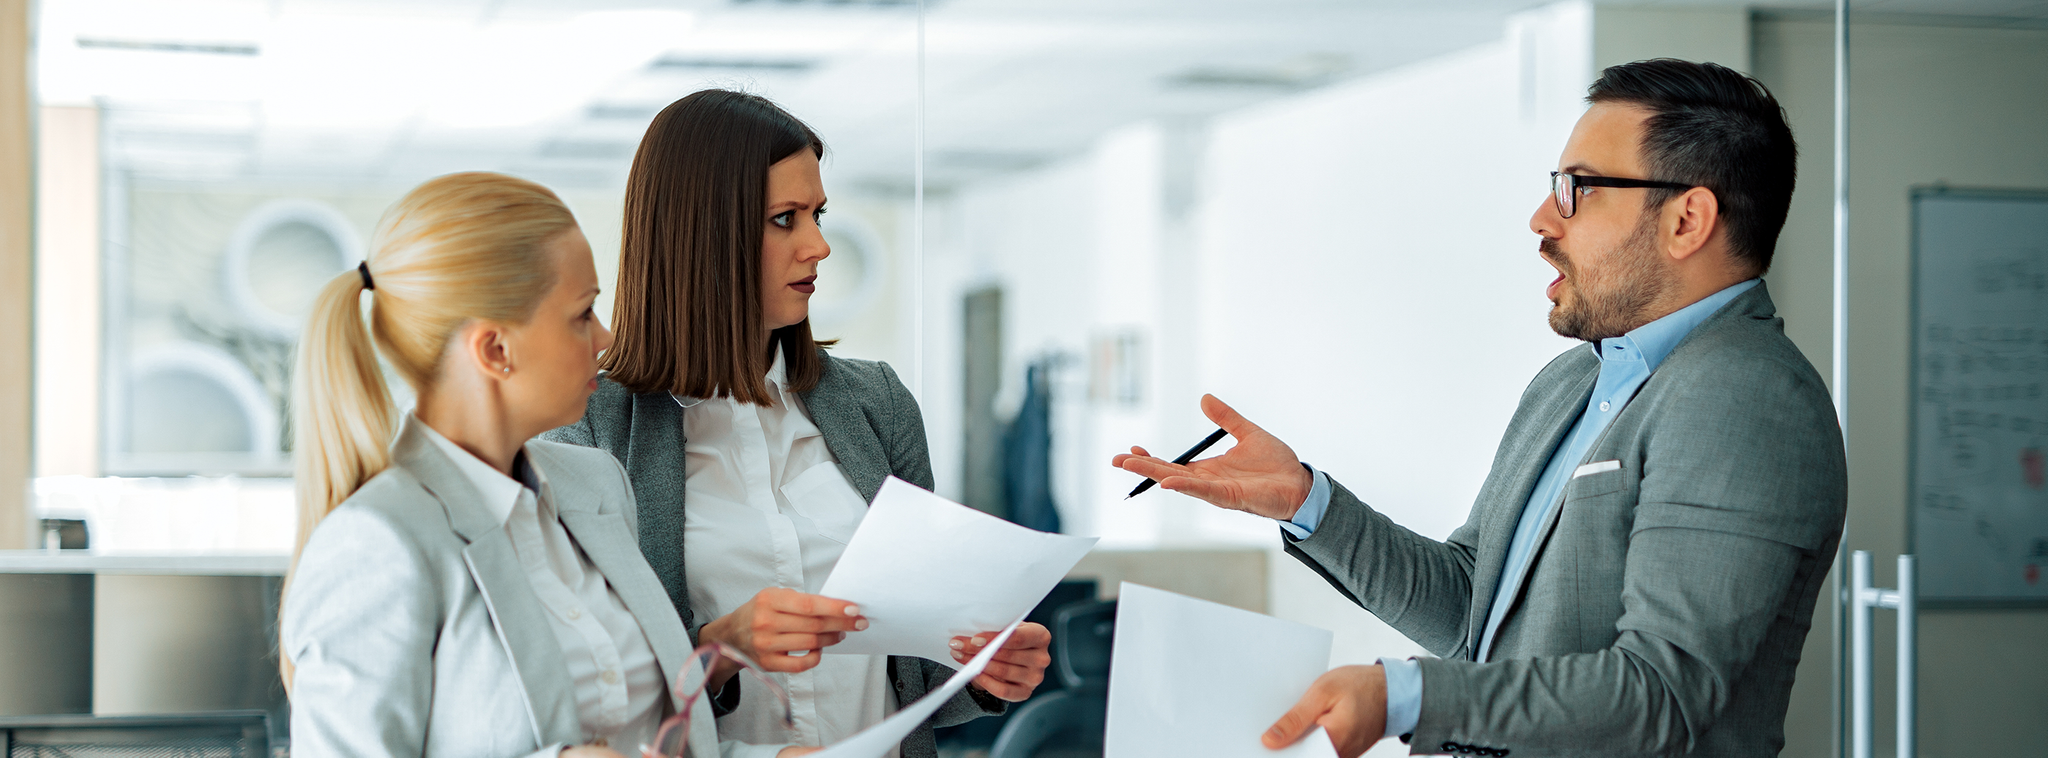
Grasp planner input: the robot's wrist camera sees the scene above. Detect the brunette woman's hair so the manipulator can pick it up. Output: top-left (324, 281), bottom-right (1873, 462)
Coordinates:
top-left (601, 89), bottom-right (830, 402)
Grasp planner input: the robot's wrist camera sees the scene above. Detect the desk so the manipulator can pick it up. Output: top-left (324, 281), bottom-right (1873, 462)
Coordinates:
top-left (0, 551), bottom-right (288, 726)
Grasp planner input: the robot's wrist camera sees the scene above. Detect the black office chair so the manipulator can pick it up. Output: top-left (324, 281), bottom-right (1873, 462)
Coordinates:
top-left (989, 599), bottom-right (1116, 758)
top-left (0, 710), bottom-right (272, 758)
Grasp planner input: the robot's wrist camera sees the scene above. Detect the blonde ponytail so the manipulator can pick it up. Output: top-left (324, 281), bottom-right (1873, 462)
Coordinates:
top-left (290, 272), bottom-right (396, 552)
top-left (284, 172), bottom-right (576, 688)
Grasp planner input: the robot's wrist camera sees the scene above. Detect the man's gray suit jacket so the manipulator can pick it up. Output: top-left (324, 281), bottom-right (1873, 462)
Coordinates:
top-left (543, 349), bottom-right (1001, 758)
top-left (1286, 282), bottom-right (1847, 757)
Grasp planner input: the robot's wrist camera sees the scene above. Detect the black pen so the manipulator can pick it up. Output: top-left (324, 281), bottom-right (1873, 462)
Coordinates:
top-left (1126, 427), bottom-right (1230, 499)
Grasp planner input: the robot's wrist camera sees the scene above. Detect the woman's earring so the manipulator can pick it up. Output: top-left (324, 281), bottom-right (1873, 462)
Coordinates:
top-left (502, 366), bottom-right (511, 374)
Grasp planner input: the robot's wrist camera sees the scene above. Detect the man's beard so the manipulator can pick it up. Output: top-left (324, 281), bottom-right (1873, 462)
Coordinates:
top-left (1544, 213), bottom-right (1672, 342)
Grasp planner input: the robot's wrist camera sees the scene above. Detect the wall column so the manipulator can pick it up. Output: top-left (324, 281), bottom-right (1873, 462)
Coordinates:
top-left (1, 0), bottom-right (35, 549)
top-left (35, 106), bottom-right (99, 479)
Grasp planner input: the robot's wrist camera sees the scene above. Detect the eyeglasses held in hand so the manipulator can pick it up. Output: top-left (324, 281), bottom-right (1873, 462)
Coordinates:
top-left (642, 642), bottom-right (796, 758)
top-left (1549, 171), bottom-right (1693, 219)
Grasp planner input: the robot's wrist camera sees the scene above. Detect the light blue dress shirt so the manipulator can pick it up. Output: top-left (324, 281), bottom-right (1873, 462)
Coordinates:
top-left (1280, 279), bottom-right (1758, 740)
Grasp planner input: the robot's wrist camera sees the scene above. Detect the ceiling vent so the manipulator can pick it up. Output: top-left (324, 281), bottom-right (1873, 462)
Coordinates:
top-left (77, 37), bottom-right (258, 56)
top-left (540, 141), bottom-right (636, 161)
top-left (1163, 54), bottom-right (1350, 92)
top-left (728, 0), bottom-right (918, 6)
top-left (586, 103), bottom-right (666, 121)
top-left (649, 56), bottom-right (819, 74)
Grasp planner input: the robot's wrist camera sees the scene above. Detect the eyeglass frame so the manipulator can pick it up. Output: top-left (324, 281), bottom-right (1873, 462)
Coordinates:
top-left (642, 642), bottom-right (796, 758)
top-left (1549, 171), bottom-right (1695, 219)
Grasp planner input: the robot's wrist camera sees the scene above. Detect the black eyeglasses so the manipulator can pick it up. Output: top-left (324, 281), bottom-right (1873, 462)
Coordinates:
top-left (1549, 171), bottom-right (1693, 219)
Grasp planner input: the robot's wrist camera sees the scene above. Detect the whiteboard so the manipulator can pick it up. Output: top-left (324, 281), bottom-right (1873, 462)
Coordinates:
top-left (1911, 187), bottom-right (2048, 606)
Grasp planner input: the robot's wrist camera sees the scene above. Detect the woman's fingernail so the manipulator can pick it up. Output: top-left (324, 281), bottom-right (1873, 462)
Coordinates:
top-left (854, 619), bottom-right (869, 631)
top-left (844, 605), bottom-right (862, 617)
top-left (949, 639), bottom-right (964, 649)
top-left (971, 637), bottom-right (987, 647)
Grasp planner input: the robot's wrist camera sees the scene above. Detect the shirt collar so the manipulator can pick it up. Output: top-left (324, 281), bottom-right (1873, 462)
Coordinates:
top-left (1597, 279), bottom-right (1759, 372)
top-left (413, 414), bottom-right (539, 527)
top-left (672, 349), bottom-right (790, 409)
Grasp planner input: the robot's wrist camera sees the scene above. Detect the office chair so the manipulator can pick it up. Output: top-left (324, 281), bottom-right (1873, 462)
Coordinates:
top-left (0, 710), bottom-right (272, 758)
top-left (989, 599), bottom-right (1116, 758)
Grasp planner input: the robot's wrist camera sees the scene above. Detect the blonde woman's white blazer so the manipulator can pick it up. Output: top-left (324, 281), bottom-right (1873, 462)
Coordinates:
top-left (283, 417), bottom-right (749, 758)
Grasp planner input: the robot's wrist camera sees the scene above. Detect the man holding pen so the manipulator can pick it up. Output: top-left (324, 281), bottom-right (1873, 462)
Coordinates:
top-left (1115, 59), bottom-right (1845, 758)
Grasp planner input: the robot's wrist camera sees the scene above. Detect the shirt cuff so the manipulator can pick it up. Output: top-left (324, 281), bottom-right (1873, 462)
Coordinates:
top-left (1277, 464), bottom-right (1332, 539)
top-left (1380, 656), bottom-right (1422, 740)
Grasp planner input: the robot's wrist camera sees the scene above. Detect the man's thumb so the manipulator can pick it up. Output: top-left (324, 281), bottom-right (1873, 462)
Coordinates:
top-left (1263, 697), bottom-right (1322, 750)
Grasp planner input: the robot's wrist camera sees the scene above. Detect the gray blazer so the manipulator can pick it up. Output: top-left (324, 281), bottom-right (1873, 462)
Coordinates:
top-left (542, 350), bottom-right (1002, 758)
top-left (283, 417), bottom-right (731, 758)
top-left (1286, 282), bottom-right (1846, 757)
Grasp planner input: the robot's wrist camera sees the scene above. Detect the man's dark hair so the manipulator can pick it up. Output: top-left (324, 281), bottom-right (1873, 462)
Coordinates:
top-left (1588, 59), bottom-right (1797, 275)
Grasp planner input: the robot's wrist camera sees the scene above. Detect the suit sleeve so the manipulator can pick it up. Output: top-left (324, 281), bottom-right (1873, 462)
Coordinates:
top-left (1406, 360), bottom-right (1846, 756)
top-left (1282, 480), bottom-right (1484, 659)
top-left (283, 508), bottom-right (442, 758)
top-left (915, 657), bottom-right (1007, 727)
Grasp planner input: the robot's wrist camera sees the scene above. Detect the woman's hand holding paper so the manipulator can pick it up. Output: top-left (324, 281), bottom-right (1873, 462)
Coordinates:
top-left (700, 587), bottom-right (869, 686)
top-left (949, 622), bottom-right (1051, 701)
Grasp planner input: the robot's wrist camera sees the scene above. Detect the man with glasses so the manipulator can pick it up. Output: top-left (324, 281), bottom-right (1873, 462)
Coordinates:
top-left (1115, 59), bottom-right (1844, 757)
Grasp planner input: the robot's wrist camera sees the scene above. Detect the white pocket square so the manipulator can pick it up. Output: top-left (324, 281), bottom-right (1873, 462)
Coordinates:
top-left (1573, 460), bottom-right (1621, 478)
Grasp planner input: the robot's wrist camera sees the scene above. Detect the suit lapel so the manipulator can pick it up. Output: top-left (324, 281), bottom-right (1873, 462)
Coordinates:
top-left (556, 505), bottom-right (697, 706)
top-left (461, 534), bottom-right (584, 745)
top-left (799, 354), bottom-right (888, 503)
top-left (539, 446), bottom-right (728, 758)
top-left (621, 389), bottom-right (693, 618)
top-left (623, 390), bottom-right (686, 504)
top-left (1463, 349), bottom-right (1599, 657)
top-left (392, 420), bottom-right (581, 746)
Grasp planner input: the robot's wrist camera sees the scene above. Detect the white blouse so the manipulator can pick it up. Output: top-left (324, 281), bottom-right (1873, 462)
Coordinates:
top-left (417, 421), bottom-right (668, 751)
top-left (679, 353), bottom-right (898, 757)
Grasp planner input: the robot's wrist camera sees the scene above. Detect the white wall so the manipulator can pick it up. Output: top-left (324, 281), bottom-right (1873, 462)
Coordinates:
top-left (930, 3), bottom-right (1604, 694)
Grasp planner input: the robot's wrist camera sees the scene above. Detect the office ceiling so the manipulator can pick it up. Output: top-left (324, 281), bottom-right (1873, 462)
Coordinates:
top-left (35, 0), bottom-right (2048, 193)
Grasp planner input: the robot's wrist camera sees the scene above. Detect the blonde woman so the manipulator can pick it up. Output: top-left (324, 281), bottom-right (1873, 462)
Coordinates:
top-left (281, 172), bottom-right (812, 758)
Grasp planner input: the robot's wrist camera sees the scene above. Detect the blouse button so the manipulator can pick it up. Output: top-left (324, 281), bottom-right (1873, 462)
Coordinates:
top-left (602, 669), bottom-right (620, 685)
top-left (1599, 401), bottom-right (1611, 412)
top-left (568, 609), bottom-right (583, 620)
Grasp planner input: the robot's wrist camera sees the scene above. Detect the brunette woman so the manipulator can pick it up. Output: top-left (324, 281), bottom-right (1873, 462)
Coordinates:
top-left (544, 91), bottom-right (1049, 758)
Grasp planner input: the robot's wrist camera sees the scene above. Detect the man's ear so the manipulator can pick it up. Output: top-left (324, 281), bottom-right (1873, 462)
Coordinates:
top-left (1665, 187), bottom-right (1720, 263)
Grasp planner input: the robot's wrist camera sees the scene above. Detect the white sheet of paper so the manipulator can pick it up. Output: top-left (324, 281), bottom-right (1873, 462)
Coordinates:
top-left (818, 477), bottom-right (1098, 667)
top-left (808, 619), bottom-right (1023, 758)
top-left (1105, 583), bottom-right (1340, 758)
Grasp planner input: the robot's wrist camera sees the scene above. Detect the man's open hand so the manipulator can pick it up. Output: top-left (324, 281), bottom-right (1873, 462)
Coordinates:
top-left (1112, 394), bottom-right (1312, 519)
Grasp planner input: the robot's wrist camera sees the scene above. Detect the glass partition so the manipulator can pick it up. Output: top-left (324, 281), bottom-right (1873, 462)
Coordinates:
top-left (1746, 7), bottom-right (2048, 757)
top-left (31, 0), bottom-right (922, 551)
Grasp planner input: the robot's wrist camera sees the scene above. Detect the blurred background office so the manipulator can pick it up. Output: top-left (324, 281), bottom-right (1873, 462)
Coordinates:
top-left (0, 0), bottom-right (2044, 756)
